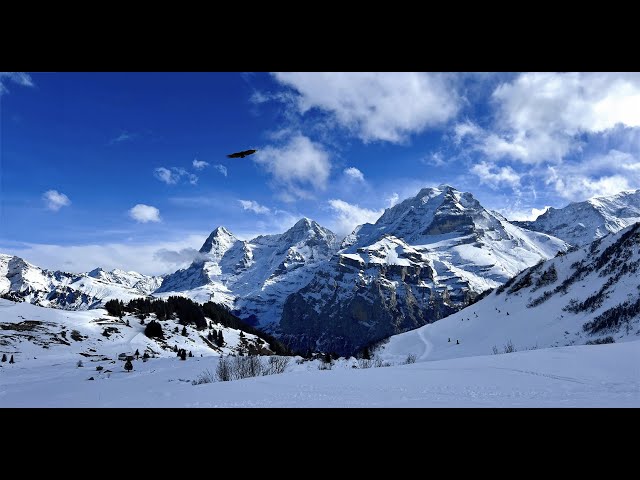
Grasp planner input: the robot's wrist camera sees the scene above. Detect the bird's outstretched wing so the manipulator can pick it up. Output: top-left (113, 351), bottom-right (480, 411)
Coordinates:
top-left (227, 149), bottom-right (257, 159)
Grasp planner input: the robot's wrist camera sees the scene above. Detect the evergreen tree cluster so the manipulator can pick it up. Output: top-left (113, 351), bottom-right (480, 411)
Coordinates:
top-left (104, 296), bottom-right (292, 355)
top-left (207, 328), bottom-right (224, 347)
top-left (105, 299), bottom-right (125, 318)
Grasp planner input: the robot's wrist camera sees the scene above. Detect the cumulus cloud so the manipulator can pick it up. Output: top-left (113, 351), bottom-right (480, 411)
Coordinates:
top-left (254, 134), bottom-right (331, 199)
top-left (238, 199), bottom-right (270, 214)
top-left (328, 199), bottom-right (383, 236)
top-left (544, 150), bottom-right (640, 200)
top-left (0, 72), bottom-right (34, 95)
top-left (458, 73), bottom-right (640, 164)
top-left (153, 247), bottom-right (209, 266)
top-left (154, 167), bottom-right (198, 185)
top-left (470, 161), bottom-right (521, 188)
top-left (386, 193), bottom-right (400, 207)
top-left (505, 206), bottom-right (551, 222)
top-left (129, 204), bottom-right (161, 223)
top-left (343, 167), bottom-right (365, 182)
top-left (269, 72), bottom-right (460, 143)
top-left (43, 190), bottom-right (71, 211)
top-left (1, 234), bottom-right (209, 276)
top-left (214, 164), bottom-right (228, 177)
top-left (192, 159), bottom-right (209, 170)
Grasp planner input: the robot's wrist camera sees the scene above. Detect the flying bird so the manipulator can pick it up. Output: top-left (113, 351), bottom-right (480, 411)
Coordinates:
top-left (227, 149), bottom-right (257, 159)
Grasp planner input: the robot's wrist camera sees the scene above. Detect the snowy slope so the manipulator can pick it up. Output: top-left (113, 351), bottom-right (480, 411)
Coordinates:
top-left (0, 298), bottom-right (270, 366)
top-left (0, 254), bottom-right (163, 310)
top-left (378, 223), bottom-right (640, 364)
top-left (280, 185), bottom-right (569, 355)
top-left (156, 218), bottom-right (340, 327)
top-left (514, 189), bottom-right (640, 246)
top-left (1, 339), bottom-right (637, 407)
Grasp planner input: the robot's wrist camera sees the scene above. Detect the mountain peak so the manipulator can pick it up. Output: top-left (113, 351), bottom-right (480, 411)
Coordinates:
top-left (199, 226), bottom-right (238, 255)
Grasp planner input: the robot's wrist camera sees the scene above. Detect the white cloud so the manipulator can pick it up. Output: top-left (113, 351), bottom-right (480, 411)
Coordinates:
top-left (129, 204), bottom-right (161, 223)
top-left (343, 167), bottom-right (365, 182)
top-left (328, 199), bottom-right (383, 236)
top-left (109, 131), bottom-right (135, 145)
top-left (192, 159), bottom-right (209, 170)
top-left (254, 134), bottom-right (331, 198)
top-left (153, 247), bottom-right (209, 266)
top-left (270, 72), bottom-right (460, 143)
top-left (214, 164), bottom-right (228, 177)
top-left (459, 73), bottom-right (640, 164)
top-left (423, 152), bottom-right (447, 167)
top-left (544, 149), bottom-right (640, 200)
top-left (470, 161), bottom-right (521, 188)
top-left (238, 199), bottom-right (270, 214)
top-left (43, 190), bottom-right (71, 211)
top-left (2, 234), bottom-right (208, 276)
top-left (0, 72), bottom-right (34, 95)
top-left (386, 193), bottom-right (400, 207)
top-left (505, 206), bottom-right (551, 222)
top-left (154, 167), bottom-right (198, 185)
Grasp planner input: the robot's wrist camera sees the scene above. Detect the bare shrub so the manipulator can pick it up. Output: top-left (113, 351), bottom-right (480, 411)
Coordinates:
top-left (357, 358), bottom-right (373, 369)
top-left (373, 356), bottom-right (384, 368)
top-left (492, 345), bottom-right (499, 355)
top-left (403, 353), bottom-right (417, 364)
top-left (215, 356), bottom-right (232, 382)
top-left (192, 369), bottom-right (215, 385)
top-left (77, 360), bottom-right (83, 368)
top-left (503, 340), bottom-right (516, 354)
top-left (231, 355), bottom-right (263, 379)
top-left (263, 356), bottom-right (290, 375)
top-left (318, 361), bottom-right (332, 370)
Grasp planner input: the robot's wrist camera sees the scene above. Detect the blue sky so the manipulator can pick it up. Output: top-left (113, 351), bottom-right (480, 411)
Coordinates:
top-left (2, 72), bottom-right (640, 274)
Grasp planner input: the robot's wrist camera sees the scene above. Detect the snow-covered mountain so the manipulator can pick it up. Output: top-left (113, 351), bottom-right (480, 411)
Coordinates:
top-left (514, 189), bottom-right (640, 246)
top-left (0, 254), bottom-right (163, 310)
top-left (378, 222), bottom-right (640, 363)
top-left (279, 185), bottom-right (569, 355)
top-left (156, 218), bottom-right (340, 326)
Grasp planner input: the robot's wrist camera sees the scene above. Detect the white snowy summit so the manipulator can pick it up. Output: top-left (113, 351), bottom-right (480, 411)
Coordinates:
top-left (514, 189), bottom-right (640, 246)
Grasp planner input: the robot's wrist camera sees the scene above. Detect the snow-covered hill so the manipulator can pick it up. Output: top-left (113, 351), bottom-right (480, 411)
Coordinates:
top-left (0, 254), bottom-right (163, 310)
top-left (156, 218), bottom-right (340, 327)
top-left (280, 185), bottom-right (569, 355)
top-left (514, 189), bottom-right (640, 246)
top-left (378, 222), bottom-right (640, 363)
top-left (0, 298), bottom-right (271, 366)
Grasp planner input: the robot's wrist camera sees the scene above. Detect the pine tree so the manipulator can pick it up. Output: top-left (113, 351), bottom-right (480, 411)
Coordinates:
top-left (217, 330), bottom-right (224, 347)
top-left (362, 346), bottom-right (371, 360)
top-left (173, 345), bottom-right (178, 352)
top-left (135, 349), bottom-right (140, 359)
top-left (182, 326), bottom-right (188, 336)
top-left (239, 331), bottom-right (245, 339)
top-left (188, 351), bottom-right (193, 357)
top-left (143, 352), bottom-right (150, 359)
top-left (1, 354), bottom-right (6, 362)
top-left (124, 359), bottom-right (133, 372)
top-left (9, 355), bottom-right (15, 364)
top-left (174, 326), bottom-right (179, 333)
top-left (180, 350), bottom-right (187, 361)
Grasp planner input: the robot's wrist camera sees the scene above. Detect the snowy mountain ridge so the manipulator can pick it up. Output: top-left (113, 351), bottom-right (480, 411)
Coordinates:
top-left (0, 254), bottom-right (163, 310)
top-left (513, 189), bottom-right (640, 246)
